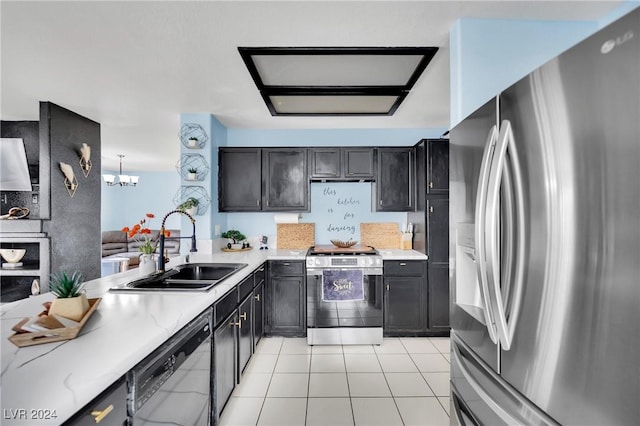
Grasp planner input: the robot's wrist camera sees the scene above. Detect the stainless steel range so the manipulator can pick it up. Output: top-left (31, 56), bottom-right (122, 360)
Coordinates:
top-left (306, 245), bottom-right (383, 345)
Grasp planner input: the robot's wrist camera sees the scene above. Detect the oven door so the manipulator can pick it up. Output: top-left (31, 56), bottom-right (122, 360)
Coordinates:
top-left (306, 267), bottom-right (383, 345)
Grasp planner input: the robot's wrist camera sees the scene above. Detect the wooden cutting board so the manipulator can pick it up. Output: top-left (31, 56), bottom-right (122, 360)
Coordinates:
top-left (360, 223), bottom-right (400, 249)
top-left (277, 223), bottom-right (315, 249)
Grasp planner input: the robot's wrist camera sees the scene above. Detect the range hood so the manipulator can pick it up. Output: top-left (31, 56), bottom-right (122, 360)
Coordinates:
top-left (0, 138), bottom-right (32, 191)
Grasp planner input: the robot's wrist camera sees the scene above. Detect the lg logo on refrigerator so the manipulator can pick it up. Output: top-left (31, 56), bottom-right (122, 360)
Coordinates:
top-left (601, 30), bottom-right (634, 54)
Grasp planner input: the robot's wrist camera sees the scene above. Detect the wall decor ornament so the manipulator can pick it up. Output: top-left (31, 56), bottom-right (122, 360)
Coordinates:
top-left (59, 162), bottom-right (78, 197)
top-left (172, 185), bottom-right (211, 216)
top-left (179, 123), bottom-right (208, 149)
top-left (78, 143), bottom-right (92, 177)
top-left (176, 154), bottom-right (210, 181)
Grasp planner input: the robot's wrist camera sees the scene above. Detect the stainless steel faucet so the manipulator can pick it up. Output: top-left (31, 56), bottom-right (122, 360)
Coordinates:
top-left (157, 209), bottom-right (197, 272)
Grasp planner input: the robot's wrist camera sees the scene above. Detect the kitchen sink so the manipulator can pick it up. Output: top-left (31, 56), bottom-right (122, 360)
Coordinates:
top-left (109, 262), bottom-right (248, 292)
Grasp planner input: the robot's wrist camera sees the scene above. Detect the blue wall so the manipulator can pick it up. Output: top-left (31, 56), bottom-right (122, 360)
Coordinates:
top-left (449, 18), bottom-right (597, 126)
top-left (449, 2), bottom-right (640, 127)
top-left (101, 170), bottom-right (181, 232)
top-left (178, 114), bottom-right (228, 242)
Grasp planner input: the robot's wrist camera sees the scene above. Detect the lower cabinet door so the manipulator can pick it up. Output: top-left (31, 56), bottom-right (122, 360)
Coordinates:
top-left (384, 276), bottom-right (426, 333)
top-left (270, 276), bottom-right (305, 336)
top-left (214, 312), bottom-right (237, 421)
top-left (253, 282), bottom-right (264, 350)
top-left (428, 263), bottom-right (450, 332)
top-left (238, 295), bottom-right (253, 379)
top-left (64, 377), bottom-right (127, 425)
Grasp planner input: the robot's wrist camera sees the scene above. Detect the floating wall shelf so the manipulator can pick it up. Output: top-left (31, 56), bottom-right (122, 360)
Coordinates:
top-left (173, 185), bottom-right (211, 216)
top-left (179, 123), bottom-right (208, 149)
top-left (176, 154), bottom-right (210, 182)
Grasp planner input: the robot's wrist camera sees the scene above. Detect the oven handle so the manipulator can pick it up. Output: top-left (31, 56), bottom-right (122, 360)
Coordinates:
top-left (306, 268), bottom-right (383, 276)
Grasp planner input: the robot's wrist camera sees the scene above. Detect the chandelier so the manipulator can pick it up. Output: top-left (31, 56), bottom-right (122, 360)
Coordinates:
top-left (102, 154), bottom-right (139, 187)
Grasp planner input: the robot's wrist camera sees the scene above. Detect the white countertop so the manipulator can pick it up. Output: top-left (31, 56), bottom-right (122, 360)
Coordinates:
top-left (0, 247), bottom-right (425, 424)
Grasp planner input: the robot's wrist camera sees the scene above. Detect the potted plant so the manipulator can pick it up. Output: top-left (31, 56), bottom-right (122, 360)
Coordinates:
top-left (221, 229), bottom-right (247, 250)
top-left (187, 167), bottom-right (198, 181)
top-left (48, 271), bottom-right (90, 322)
top-left (177, 197), bottom-right (199, 217)
top-left (122, 213), bottom-right (168, 276)
top-left (187, 136), bottom-right (198, 148)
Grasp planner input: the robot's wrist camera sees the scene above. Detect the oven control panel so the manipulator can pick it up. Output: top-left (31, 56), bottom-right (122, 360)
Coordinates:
top-left (306, 256), bottom-right (382, 269)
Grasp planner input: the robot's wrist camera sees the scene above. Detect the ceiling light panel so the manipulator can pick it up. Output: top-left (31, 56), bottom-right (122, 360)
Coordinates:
top-left (253, 55), bottom-right (425, 86)
top-left (269, 95), bottom-right (401, 114)
top-left (239, 47), bottom-right (438, 116)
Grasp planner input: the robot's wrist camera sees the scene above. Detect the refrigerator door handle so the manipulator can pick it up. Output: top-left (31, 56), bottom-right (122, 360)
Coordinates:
top-left (485, 120), bottom-right (527, 350)
top-left (452, 341), bottom-right (520, 425)
top-left (474, 124), bottom-right (499, 343)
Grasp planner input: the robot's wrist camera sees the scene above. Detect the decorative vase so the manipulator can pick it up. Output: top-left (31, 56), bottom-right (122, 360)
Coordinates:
top-left (49, 293), bottom-right (90, 322)
top-left (187, 172), bottom-right (198, 181)
top-left (139, 254), bottom-right (156, 276)
top-left (187, 139), bottom-right (198, 148)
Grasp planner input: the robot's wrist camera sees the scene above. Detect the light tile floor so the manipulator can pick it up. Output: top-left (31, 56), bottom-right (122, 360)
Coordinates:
top-left (219, 337), bottom-right (451, 426)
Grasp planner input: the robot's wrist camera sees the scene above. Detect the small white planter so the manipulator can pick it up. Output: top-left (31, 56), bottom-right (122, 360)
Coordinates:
top-left (49, 293), bottom-right (90, 322)
top-left (186, 206), bottom-right (198, 217)
top-left (187, 172), bottom-right (198, 181)
top-left (187, 139), bottom-right (198, 148)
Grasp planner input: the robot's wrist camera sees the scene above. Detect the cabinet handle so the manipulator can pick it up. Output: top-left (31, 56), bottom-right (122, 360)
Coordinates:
top-left (254, 294), bottom-right (261, 302)
top-left (283, 262), bottom-right (290, 266)
top-left (257, 199), bottom-right (260, 206)
top-left (240, 312), bottom-right (247, 321)
top-left (91, 405), bottom-right (114, 423)
top-left (386, 284), bottom-right (390, 291)
top-left (429, 181), bottom-right (434, 189)
top-left (379, 200), bottom-right (383, 206)
top-left (400, 262), bottom-right (407, 266)
top-left (429, 206), bottom-right (434, 213)
top-left (258, 267), bottom-right (265, 272)
top-left (230, 319), bottom-right (241, 328)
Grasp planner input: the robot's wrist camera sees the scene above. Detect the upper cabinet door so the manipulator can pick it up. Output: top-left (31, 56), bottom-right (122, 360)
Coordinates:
top-left (375, 147), bottom-right (415, 211)
top-left (263, 149), bottom-right (309, 211)
top-left (427, 140), bottom-right (449, 194)
top-left (309, 148), bottom-right (341, 179)
top-left (219, 148), bottom-right (262, 212)
top-left (343, 148), bottom-right (374, 179)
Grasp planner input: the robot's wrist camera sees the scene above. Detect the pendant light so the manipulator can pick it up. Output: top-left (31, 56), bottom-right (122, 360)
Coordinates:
top-left (102, 154), bottom-right (139, 187)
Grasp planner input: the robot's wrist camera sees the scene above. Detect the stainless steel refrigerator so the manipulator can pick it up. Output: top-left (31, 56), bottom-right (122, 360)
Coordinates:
top-left (449, 8), bottom-right (639, 425)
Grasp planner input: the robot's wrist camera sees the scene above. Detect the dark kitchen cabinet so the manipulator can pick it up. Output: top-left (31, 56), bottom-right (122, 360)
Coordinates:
top-left (375, 147), bottom-right (415, 211)
top-left (262, 148), bottom-right (309, 211)
top-left (238, 294), bottom-right (253, 377)
top-left (428, 263), bottom-right (450, 332)
top-left (253, 281), bottom-right (264, 350)
top-left (344, 148), bottom-right (375, 178)
top-left (427, 139), bottom-right (449, 194)
top-left (219, 148), bottom-right (262, 211)
top-left (266, 260), bottom-right (306, 337)
top-left (427, 198), bottom-right (449, 263)
top-left (309, 147), bottom-right (375, 180)
top-left (64, 377), bottom-right (127, 425)
top-left (214, 311), bottom-right (237, 421)
top-left (383, 260), bottom-right (427, 335)
top-left (408, 138), bottom-right (450, 336)
top-left (309, 148), bottom-right (341, 179)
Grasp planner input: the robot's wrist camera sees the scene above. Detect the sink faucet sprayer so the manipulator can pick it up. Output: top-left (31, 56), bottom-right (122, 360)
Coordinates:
top-left (158, 209), bottom-right (197, 272)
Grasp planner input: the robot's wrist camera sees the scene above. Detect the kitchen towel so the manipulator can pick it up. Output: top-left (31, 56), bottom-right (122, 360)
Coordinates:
top-left (322, 269), bottom-right (364, 302)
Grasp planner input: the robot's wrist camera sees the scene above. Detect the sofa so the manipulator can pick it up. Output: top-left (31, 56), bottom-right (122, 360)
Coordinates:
top-left (101, 229), bottom-right (181, 268)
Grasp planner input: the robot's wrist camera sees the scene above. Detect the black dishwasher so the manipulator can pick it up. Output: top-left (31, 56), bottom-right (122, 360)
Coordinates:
top-left (129, 309), bottom-right (212, 425)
